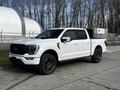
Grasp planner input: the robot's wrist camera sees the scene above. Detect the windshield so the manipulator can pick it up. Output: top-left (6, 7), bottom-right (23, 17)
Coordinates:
top-left (35, 29), bottom-right (64, 39)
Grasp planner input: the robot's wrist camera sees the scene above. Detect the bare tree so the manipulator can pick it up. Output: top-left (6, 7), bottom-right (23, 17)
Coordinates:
top-left (0, 0), bottom-right (120, 33)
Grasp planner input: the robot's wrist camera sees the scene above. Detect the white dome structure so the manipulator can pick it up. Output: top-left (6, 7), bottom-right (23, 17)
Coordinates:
top-left (24, 17), bottom-right (42, 37)
top-left (0, 6), bottom-right (42, 36)
top-left (0, 7), bottom-right (22, 34)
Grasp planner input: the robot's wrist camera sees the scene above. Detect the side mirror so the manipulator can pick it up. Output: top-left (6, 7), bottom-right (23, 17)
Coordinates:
top-left (61, 37), bottom-right (71, 43)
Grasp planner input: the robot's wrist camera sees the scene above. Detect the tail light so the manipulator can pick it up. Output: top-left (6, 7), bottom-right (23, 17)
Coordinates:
top-left (104, 40), bottom-right (107, 46)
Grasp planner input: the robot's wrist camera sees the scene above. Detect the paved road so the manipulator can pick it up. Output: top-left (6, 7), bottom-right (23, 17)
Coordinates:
top-left (0, 46), bottom-right (120, 90)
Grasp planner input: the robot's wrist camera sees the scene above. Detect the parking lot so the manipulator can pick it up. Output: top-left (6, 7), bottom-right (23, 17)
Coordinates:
top-left (0, 46), bottom-right (120, 90)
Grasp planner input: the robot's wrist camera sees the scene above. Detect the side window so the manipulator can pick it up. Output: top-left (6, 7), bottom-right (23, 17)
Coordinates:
top-left (62, 30), bottom-right (76, 40)
top-left (75, 30), bottom-right (87, 40)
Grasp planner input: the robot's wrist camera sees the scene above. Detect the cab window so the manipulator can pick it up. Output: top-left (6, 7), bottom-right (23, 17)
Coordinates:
top-left (75, 30), bottom-right (87, 40)
top-left (62, 30), bottom-right (76, 40)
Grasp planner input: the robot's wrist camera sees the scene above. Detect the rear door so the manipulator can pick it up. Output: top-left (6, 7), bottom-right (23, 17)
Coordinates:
top-left (75, 30), bottom-right (91, 57)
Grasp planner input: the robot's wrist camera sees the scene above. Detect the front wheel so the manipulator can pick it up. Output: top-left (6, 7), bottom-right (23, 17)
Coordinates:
top-left (91, 47), bottom-right (102, 63)
top-left (37, 54), bottom-right (57, 75)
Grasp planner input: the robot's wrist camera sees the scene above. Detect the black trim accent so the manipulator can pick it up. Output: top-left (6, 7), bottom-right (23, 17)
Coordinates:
top-left (57, 43), bottom-right (60, 49)
top-left (9, 57), bottom-right (39, 66)
top-left (9, 57), bottom-right (24, 65)
top-left (10, 44), bottom-right (26, 55)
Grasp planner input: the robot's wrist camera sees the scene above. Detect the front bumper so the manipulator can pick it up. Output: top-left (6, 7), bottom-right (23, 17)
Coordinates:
top-left (9, 54), bottom-right (40, 65)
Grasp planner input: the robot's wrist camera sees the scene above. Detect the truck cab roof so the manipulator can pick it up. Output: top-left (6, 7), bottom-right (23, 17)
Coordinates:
top-left (49, 28), bottom-right (86, 30)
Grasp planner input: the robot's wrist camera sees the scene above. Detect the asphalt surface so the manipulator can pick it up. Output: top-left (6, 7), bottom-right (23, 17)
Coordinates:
top-left (0, 46), bottom-right (120, 90)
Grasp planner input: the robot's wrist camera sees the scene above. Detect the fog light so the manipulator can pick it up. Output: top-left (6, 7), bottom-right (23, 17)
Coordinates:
top-left (25, 57), bottom-right (34, 60)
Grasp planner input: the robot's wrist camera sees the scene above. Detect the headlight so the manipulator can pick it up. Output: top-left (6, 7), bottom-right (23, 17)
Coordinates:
top-left (26, 45), bottom-right (39, 55)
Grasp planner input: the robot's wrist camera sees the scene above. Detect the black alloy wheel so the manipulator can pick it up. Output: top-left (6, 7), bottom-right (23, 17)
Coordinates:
top-left (91, 47), bottom-right (102, 63)
top-left (38, 54), bottom-right (57, 75)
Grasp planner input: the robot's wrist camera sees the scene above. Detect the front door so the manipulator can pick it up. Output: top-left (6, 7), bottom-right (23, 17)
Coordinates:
top-left (60, 30), bottom-right (79, 60)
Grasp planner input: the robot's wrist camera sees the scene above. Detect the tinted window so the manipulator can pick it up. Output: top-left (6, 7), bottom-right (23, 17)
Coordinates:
top-left (62, 30), bottom-right (76, 40)
top-left (35, 29), bottom-right (63, 39)
top-left (86, 29), bottom-right (94, 39)
top-left (75, 30), bottom-right (87, 40)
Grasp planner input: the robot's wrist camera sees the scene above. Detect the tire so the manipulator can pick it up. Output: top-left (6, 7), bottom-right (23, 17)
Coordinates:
top-left (91, 47), bottom-right (102, 63)
top-left (38, 54), bottom-right (57, 75)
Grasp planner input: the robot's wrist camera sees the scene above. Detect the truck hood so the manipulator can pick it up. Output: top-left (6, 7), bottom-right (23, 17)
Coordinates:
top-left (12, 39), bottom-right (57, 45)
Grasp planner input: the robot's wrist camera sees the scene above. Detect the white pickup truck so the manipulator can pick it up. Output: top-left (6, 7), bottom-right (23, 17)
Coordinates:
top-left (9, 28), bottom-right (107, 74)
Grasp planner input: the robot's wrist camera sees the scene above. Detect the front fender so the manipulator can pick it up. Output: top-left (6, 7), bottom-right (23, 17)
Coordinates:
top-left (36, 45), bottom-right (61, 61)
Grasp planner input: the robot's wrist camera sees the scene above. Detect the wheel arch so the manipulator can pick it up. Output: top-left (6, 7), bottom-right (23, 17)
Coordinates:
top-left (95, 45), bottom-right (102, 49)
top-left (41, 49), bottom-right (59, 61)
top-left (94, 45), bottom-right (102, 53)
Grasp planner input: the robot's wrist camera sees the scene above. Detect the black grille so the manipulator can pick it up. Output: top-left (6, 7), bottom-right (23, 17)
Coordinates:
top-left (10, 44), bottom-right (26, 55)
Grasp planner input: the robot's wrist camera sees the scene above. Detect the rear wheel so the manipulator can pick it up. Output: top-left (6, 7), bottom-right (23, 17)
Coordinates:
top-left (38, 54), bottom-right (57, 75)
top-left (91, 47), bottom-right (102, 63)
